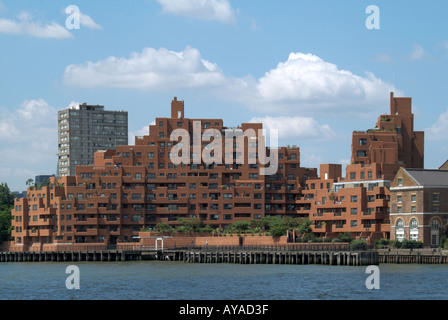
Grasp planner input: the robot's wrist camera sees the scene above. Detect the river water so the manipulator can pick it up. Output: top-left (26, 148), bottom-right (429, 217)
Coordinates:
top-left (0, 261), bottom-right (447, 301)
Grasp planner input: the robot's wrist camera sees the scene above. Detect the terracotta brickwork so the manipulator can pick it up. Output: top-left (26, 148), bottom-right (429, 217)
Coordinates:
top-left (10, 93), bottom-right (426, 249)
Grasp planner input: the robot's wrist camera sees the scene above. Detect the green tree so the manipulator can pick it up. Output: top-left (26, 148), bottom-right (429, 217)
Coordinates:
top-left (296, 219), bottom-right (312, 235)
top-left (269, 225), bottom-right (288, 238)
top-left (177, 218), bottom-right (204, 232)
top-left (0, 183), bottom-right (14, 242)
top-left (229, 220), bottom-right (251, 233)
top-left (156, 223), bottom-right (172, 233)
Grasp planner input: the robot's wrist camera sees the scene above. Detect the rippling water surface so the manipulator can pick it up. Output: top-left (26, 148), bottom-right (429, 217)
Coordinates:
top-left (1, 262), bottom-right (447, 300)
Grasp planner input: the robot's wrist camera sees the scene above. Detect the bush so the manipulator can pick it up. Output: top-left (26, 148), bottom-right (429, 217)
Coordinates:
top-left (336, 232), bottom-right (352, 243)
top-left (269, 225), bottom-right (288, 238)
top-left (350, 239), bottom-right (368, 251)
top-left (393, 239), bottom-right (423, 249)
top-left (375, 238), bottom-right (391, 249)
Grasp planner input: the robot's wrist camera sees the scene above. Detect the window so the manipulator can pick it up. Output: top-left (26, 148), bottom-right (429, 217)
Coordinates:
top-left (357, 150), bottom-right (367, 157)
top-left (359, 139), bottom-right (367, 146)
top-left (398, 178), bottom-right (403, 187)
top-left (249, 173), bottom-right (258, 180)
top-left (397, 195), bottom-right (402, 203)
top-left (351, 196), bottom-right (357, 203)
top-left (433, 193), bottom-right (440, 203)
top-left (396, 219), bottom-right (404, 242)
top-left (411, 206), bottom-right (416, 213)
top-left (411, 194), bottom-right (416, 202)
top-left (410, 219), bottom-right (418, 231)
top-left (351, 220), bottom-right (358, 227)
top-left (351, 208), bottom-right (358, 215)
top-left (350, 172), bottom-right (356, 180)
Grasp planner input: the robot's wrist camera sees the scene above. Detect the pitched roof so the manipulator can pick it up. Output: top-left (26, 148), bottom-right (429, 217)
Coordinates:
top-left (439, 159), bottom-right (448, 170)
top-left (405, 169), bottom-right (448, 186)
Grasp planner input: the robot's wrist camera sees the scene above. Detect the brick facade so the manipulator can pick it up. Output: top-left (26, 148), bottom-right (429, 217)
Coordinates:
top-left (390, 168), bottom-right (448, 247)
top-left (10, 93), bottom-right (427, 248)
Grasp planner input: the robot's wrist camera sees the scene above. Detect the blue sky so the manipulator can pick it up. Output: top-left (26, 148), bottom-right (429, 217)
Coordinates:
top-left (1, 0), bottom-right (448, 191)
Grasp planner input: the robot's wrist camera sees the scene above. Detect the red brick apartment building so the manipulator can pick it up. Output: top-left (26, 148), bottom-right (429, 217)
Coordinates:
top-left (10, 93), bottom-right (424, 248)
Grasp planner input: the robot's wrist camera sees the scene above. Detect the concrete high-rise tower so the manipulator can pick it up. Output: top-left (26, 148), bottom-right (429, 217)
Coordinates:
top-left (57, 103), bottom-right (128, 177)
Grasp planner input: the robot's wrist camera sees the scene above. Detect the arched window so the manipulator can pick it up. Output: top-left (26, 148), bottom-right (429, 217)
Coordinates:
top-left (431, 220), bottom-right (439, 230)
top-left (396, 219), bottom-right (404, 242)
top-left (410, 218), bottom-right (418, 241)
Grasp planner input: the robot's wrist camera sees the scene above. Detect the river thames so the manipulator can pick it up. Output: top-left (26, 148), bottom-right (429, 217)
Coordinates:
top-left (1, 261), bottom-right (448, 301)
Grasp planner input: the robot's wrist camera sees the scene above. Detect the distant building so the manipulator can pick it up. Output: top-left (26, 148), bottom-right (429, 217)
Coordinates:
top-left (57, 103), bottom-right (128, 177)
top-left (35, 175), bottom-right (55, 187)
top-left (12, 191), bottom-right (27, 199)
top-left (390, 166), bottom-right (448, 247)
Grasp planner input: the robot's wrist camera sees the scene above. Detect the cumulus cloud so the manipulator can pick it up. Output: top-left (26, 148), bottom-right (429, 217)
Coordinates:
top-left (79, 11), bottom-right (102, 30)
top-left (0, 12), bottom-right (72, 38)
top-left (64, 46), bottom-right (227, 90)
top-left (425, 108), bottom-right (448, 140)
top-left (0, 100), bottom-right (58, 191)
top-left (249, 116), bottom-right (336, 142)
top-left (157, 0), bottom-right (236, 24)
top-left (63, 47), bottom-right (398, 117)
top-left (251, 52), bottom-right (398, 114)
top-left (128, 123), bottom-right (153, 145)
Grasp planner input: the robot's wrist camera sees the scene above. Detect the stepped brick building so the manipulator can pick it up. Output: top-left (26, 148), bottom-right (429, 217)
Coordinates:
top-left (10, 93), bottom-right (425, 248)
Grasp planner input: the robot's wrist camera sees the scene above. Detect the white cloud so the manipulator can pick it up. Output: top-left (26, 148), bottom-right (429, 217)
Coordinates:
top-left (252, 52), bottom-right (398, 114)
top-left (128, 123), bottom-right (153, 145)
top-left (64, 46), bottom-right (227, 90)
top-left (157, 0), bottom-right (236, 24)
top-left (63, 47), bottom-right (399, 117)
top-left (425, 108), bottom-right (448, 140)
top-left (409, 44), bottom-right (426, 61)
top-left (0, 100), bottom-right (58, 191)
top-left (79, 11), bottom-right (102, 30)
top-left (0, 12), bottom-right (72, 38)
top-left (249, 116), bottom-right (335, 142)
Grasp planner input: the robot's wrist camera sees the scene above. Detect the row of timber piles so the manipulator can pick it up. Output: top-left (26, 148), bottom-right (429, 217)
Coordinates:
top-left (174, 250), bottom-right (378, 266)
top-left (378, 252), bottom-right (448, 264)
top-left (0, 250), bottom-right (142, 262)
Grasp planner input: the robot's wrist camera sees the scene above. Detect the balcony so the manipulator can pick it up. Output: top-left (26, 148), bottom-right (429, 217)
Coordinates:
top-left (75, 217), bottom-right (98, 225)
top-left (75, 228), bottom-right (98, 236)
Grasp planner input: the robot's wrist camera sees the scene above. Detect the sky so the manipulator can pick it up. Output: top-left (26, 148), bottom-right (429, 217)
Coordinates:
top-left (1, 0), bottom-right (448, 192)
